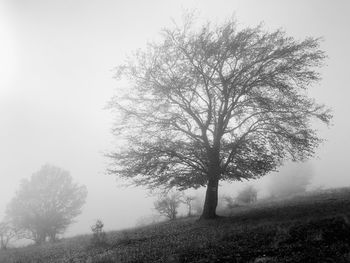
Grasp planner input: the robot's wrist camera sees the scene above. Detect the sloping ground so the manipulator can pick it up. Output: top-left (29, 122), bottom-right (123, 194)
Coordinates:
top-left (1, 187), bottom-right (350, 263)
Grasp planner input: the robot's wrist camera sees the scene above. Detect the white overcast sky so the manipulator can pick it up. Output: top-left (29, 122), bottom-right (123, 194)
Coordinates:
top-left (0, 0), bottom-right (349, 237)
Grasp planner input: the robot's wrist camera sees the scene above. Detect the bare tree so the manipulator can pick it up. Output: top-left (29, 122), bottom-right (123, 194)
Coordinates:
top-left (154, 192), bottom-right (183, 220)
top-left (182, 196), bottom-right (195, 217)
top-left (0, 220), bottom-right (17, 250)
top-left (108, 14), bottom-right (331, 219)
top-left (6, 164), bottom-right (87, 244)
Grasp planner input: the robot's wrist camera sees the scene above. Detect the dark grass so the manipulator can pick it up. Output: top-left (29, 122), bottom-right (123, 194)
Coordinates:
top-left (1, 187), bottom-right (350, 262)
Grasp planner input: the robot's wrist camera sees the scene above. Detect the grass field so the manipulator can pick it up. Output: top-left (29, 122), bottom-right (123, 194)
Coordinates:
top-left (1, 187), bottom-right (350, 262)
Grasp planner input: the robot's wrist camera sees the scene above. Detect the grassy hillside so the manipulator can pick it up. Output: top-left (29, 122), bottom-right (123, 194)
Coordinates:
top-left (1, 187), bottom-right (350, 262)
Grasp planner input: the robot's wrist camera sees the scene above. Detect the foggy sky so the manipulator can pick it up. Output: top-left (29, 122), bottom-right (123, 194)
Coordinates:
top-left (0, 0), bottom-right (349, 237)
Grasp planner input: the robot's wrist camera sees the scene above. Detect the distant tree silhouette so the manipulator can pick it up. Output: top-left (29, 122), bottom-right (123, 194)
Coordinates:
top-left (182, 195), bottom-right (195, 217)
top-left (0, 220), bottom-right (17, 250)
top-left (6, 164), bottom-right (87, 244)
top-left (90, 219), bottom-right (107, 247)
top-left (154, 192), bottom-right (183, 220)
top-left (108, 14), bottom-right (331, 219)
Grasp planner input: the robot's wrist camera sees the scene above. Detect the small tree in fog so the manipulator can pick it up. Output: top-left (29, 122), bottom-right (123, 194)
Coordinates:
top-left (182, 195), bottom-right (195, 217)
top-left (6, 164), bottom-right (87, 244)
top-left (236, 185), bottom-right (257, 204)
top-left (90, 219), bottom-right (107, 247)
top-left (154, 192), bottom-right (183, 220)
top-left (0, 220), bottom-right (17, 250)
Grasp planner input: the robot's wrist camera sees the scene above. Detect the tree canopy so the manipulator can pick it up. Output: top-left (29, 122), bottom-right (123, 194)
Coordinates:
top-left (6, 164), bottom-right (87, 244)
top-left (108, 16), bottom-right (331, 218)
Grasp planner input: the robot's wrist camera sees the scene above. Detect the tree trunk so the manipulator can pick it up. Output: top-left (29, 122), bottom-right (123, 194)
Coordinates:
top-left (201, 149), bottom-right (221, 219)
top-left (201, 177), bottom-right (219, 219)
top-left (49, 232), bottom-right (57, 243)
top-left (0, 236), bottom-right (6, 250)
top-left (34, 231), bottom-right (46, 245)
top-left (188, 203), bottom-right (192, 217)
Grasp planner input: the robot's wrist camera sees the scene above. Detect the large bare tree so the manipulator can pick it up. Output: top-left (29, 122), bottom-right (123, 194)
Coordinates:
top-left (108, 16), bottom-right (331, 219)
